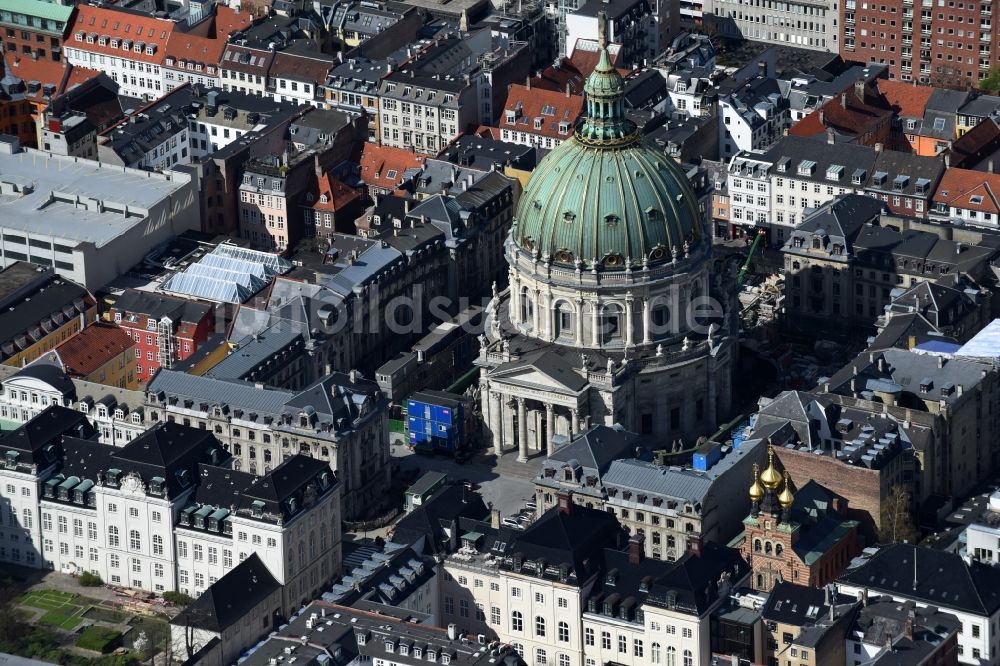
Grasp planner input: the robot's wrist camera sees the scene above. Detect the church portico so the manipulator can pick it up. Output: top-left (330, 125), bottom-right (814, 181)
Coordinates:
top-left (481, 379), bottom-right (585, 460)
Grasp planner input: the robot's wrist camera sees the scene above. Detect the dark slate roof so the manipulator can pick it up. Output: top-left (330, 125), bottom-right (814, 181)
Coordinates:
top-left (784, 194), bottom-right (886, 257)
top-left (172, 552), bottom-right (281, 632)
top-left (504, 504), bottom-right (623, 582)
top-left (0, 406), bottom-right (96, 469)
top-left (838, 544), bottom-right (1000, 616)
top-left (244, 455), bottom-right (330, 504)
top-left (762, 581), bottom-right (854, 626)
top-left (9, 362), bottom-right (76, 397)
top-left (112, 288), bottom-right (212, 324)
top-left (543, 425), bottom-right (638, 475)
top-left (763, 135), bottom-right (879, 186)
top-left (391, 483), bottom-right (490, 554)
top-left (643, 543), bottom-right (750, 615)
top-left (113, 420), bottom-right (220, 469)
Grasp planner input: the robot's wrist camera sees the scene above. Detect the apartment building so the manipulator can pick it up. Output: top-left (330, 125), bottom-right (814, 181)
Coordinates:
top-left (0, 408), bottom-right (343, 604)
top-left (163, 7), bottom-right (250, 92)
top-left (726, 153), bottom-right (774, 240)
top-left (931, 166), bottom-right (1000, 227)
top-left (0, 263), bottom-right (96, 368)
top-left (718, 76), bottom-right (790, 158)
top-left (763, 136), bottom-right (879, 243)
top-left (144, 369), bottom-right (390, 521)
top-left (0, 0), bottom-right (74, 62)
top-left (438, 498), bottom-right (751, 666)
top-left (46, 323), bottom-right (138, 389)
top-left (838, 544), bottom-right (1000, 665)
top-left (64, 5), bottom-right (174, 100)
top-left (378, 70), bottom-right (474, 154)
top-left (707, 0), bottom-right (838, 52)
top-left (269, 50), bottom-right (334, 107)
top-left (322, 57), bottom-right (387, 141)
top-left (0, 406), bottom-right (96, 568)
top-left (841, 0), bottom-right (998, 87)
top-left (500, 83), bottom-right (584, 150)
top-left (110, 290), bottom-right (215, 384)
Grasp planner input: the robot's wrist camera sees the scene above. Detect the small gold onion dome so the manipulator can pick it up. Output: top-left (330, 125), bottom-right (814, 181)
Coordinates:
top-left (778, 471), bottom-right (795, 509)
top-left (749, 463), bottom-right (764, 503)
top-left (760, 444), bottom-right (783, 490)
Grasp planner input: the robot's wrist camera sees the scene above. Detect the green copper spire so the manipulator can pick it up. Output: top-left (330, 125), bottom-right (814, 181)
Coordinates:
top-left (577, 11), bottom-right (637, 146)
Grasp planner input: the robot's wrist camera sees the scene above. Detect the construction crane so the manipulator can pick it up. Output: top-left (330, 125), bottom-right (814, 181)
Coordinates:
top-left (737, 229), bottom-right (767, 285)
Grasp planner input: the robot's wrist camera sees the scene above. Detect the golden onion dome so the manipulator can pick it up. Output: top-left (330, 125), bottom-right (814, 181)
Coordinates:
top-left (778, 471), bottom-right (795, 509)
top-left (760, 445), bottom-right (782, 490)
top-left (749, 463), bottom-right (764, 503)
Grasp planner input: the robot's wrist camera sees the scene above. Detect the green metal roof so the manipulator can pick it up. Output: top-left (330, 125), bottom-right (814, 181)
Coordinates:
top-left (511, 17), bottom-right (702, 270)
top-left (1, 0), bottom-right (73, 23)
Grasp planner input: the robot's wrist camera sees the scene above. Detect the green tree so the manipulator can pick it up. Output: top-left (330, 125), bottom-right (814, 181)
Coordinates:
top-left (981, 65), bottom-right (1000, 93)
top-left (878, 484), bottom-right (919, 544)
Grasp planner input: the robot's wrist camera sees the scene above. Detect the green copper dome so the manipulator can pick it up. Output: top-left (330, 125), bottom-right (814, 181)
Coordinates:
top-left (512, 17), bottom-right (703, 270)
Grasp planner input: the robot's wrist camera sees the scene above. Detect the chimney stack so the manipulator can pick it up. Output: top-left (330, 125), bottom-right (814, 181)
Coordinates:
top-left (526, 75), bottom-right (531, 90)
top-left (686, 533), bottom-right (702, 557)
top-left (628, 534), bottom-right (644, 564)
top-left (556, 491), bottom-right (572, 515)
top-left (491, 508), bottom-right (500, 529)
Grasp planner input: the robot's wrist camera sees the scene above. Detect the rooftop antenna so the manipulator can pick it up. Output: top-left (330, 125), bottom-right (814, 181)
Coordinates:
top-left (912, 546), bottom-right (918, 589)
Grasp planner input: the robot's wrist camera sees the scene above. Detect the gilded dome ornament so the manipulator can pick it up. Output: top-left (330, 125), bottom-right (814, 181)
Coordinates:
top-left (760, 444), bottom-right (782, 490)
top-left (748, 463), bottom-right (764, 503)
top-left (778, 471), bottom-right (795, 509)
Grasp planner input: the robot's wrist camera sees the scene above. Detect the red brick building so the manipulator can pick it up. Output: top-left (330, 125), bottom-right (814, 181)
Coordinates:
top-left (110, 290), bottom-right (214, 384)
top-left (842, 0), bottom-right (999, 88)
top-left (741, 447), bottom-right (861, 592)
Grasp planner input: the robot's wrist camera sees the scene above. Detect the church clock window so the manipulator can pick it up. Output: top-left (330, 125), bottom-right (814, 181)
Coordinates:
top-left (601, 305), bottom-right (623, 344)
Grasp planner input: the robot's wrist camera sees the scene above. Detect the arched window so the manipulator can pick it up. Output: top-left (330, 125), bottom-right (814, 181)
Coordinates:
top-left (651, 643), bottom-right (661, 664)
top-left (511, 611), bottom-right (523, 632)
top-left (153, 534), bottom-right (164, 555)
top-left (558, 621), bottom-right (569, 642)
top-left (108, 526), bottom-right (119, 547)
top-left (765, 541), bottom-right (773, 555)
top-left (756, 574), bottom-right (763, 588)
top-left (667, 535), bottom-right (676, 549)
top-left (536, 649), bottom-right (547, 666)
top-left (753, 539), bottom-right (762, 552)
top-left (555, 302), bottom-right (574, 338)
top-left (683, 650), bottom-right (692, 666)
top-left (666, 647), bottom-right (676, 666)
top-left (520, 287), bottom-right (533, 325)
top-left (130, 530), bottom-right (141, 551)
top-left (775, 543), bottom-right (784, 557)
top-left (601, 304), bottom-right (624, 344)
top-left (558, 655), bottom-right (570, 666)
top-left (535, 616), bottom-right (546, 637)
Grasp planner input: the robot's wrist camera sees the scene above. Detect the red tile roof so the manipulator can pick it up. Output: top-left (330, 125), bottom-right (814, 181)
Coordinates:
top-left (3, 53), bottom-right (103, 104)
top-left (877, 80), bottom-right (935, 119)
top-left (214, 6), bottom-right (253, 35)
top-left (308, 171), bottom-right (360, 212)
top-left (269, 50), bottom-right (335, 84)
top-left (502, 83), bottom-right (584, 140)
top-left (933, 167), bottom-right (1000, 213)
top-left (164, 8), bottom-right (251, 69)
top-left (948, 117), bottom-right (1000, 169)
top-left (359, 143), bottom-right (425, 191)
top-left (789, 85), bottom-right (891, 141)
top-left (71, 5), bottom-right (175, 64)
top-left (569, 40), bottom-right (626, 78)
top-left (54, 323), bottom-right (135, 378)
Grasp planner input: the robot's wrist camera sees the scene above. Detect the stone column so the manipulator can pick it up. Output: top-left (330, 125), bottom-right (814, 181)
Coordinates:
top-left (503, 398), bottom-right (516, 451)
top-left (591, 300), bottom-right (601, 346)
top-left (545, 403), bottom-right (555, 457)
top-left (570, 407), bottom-right (580, 436)
top-left (642, 297), bottom-right (652, 344)
top-left (624, 297), bottom-right (634, 346)
top-left (517, 397), bottom-right (529, 463)
top-left (532, 290), bottom-right (540, 332)
top-left (576, 299), bottom-right (584, 345)
top-left (489, 390), bottom-right (503, 455)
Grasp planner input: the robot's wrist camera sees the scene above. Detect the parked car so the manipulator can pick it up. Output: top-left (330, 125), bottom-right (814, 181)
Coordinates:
top-left (501, 517), bottom-right (521, 528)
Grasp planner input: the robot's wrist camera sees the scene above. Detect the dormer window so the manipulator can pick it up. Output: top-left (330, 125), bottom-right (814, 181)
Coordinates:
top-left (400, 645), bottom-right (409, 656)
top-left (563, 211), bottom-right (576, 223)
top-left (442, 654), bottom-right (451, 665)
top-left (428, 650), bottom-right (437, 662)
top-left (385, 641), bottom-right (395, 653)
top-left (797, 160), bottom-right (816, 176)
